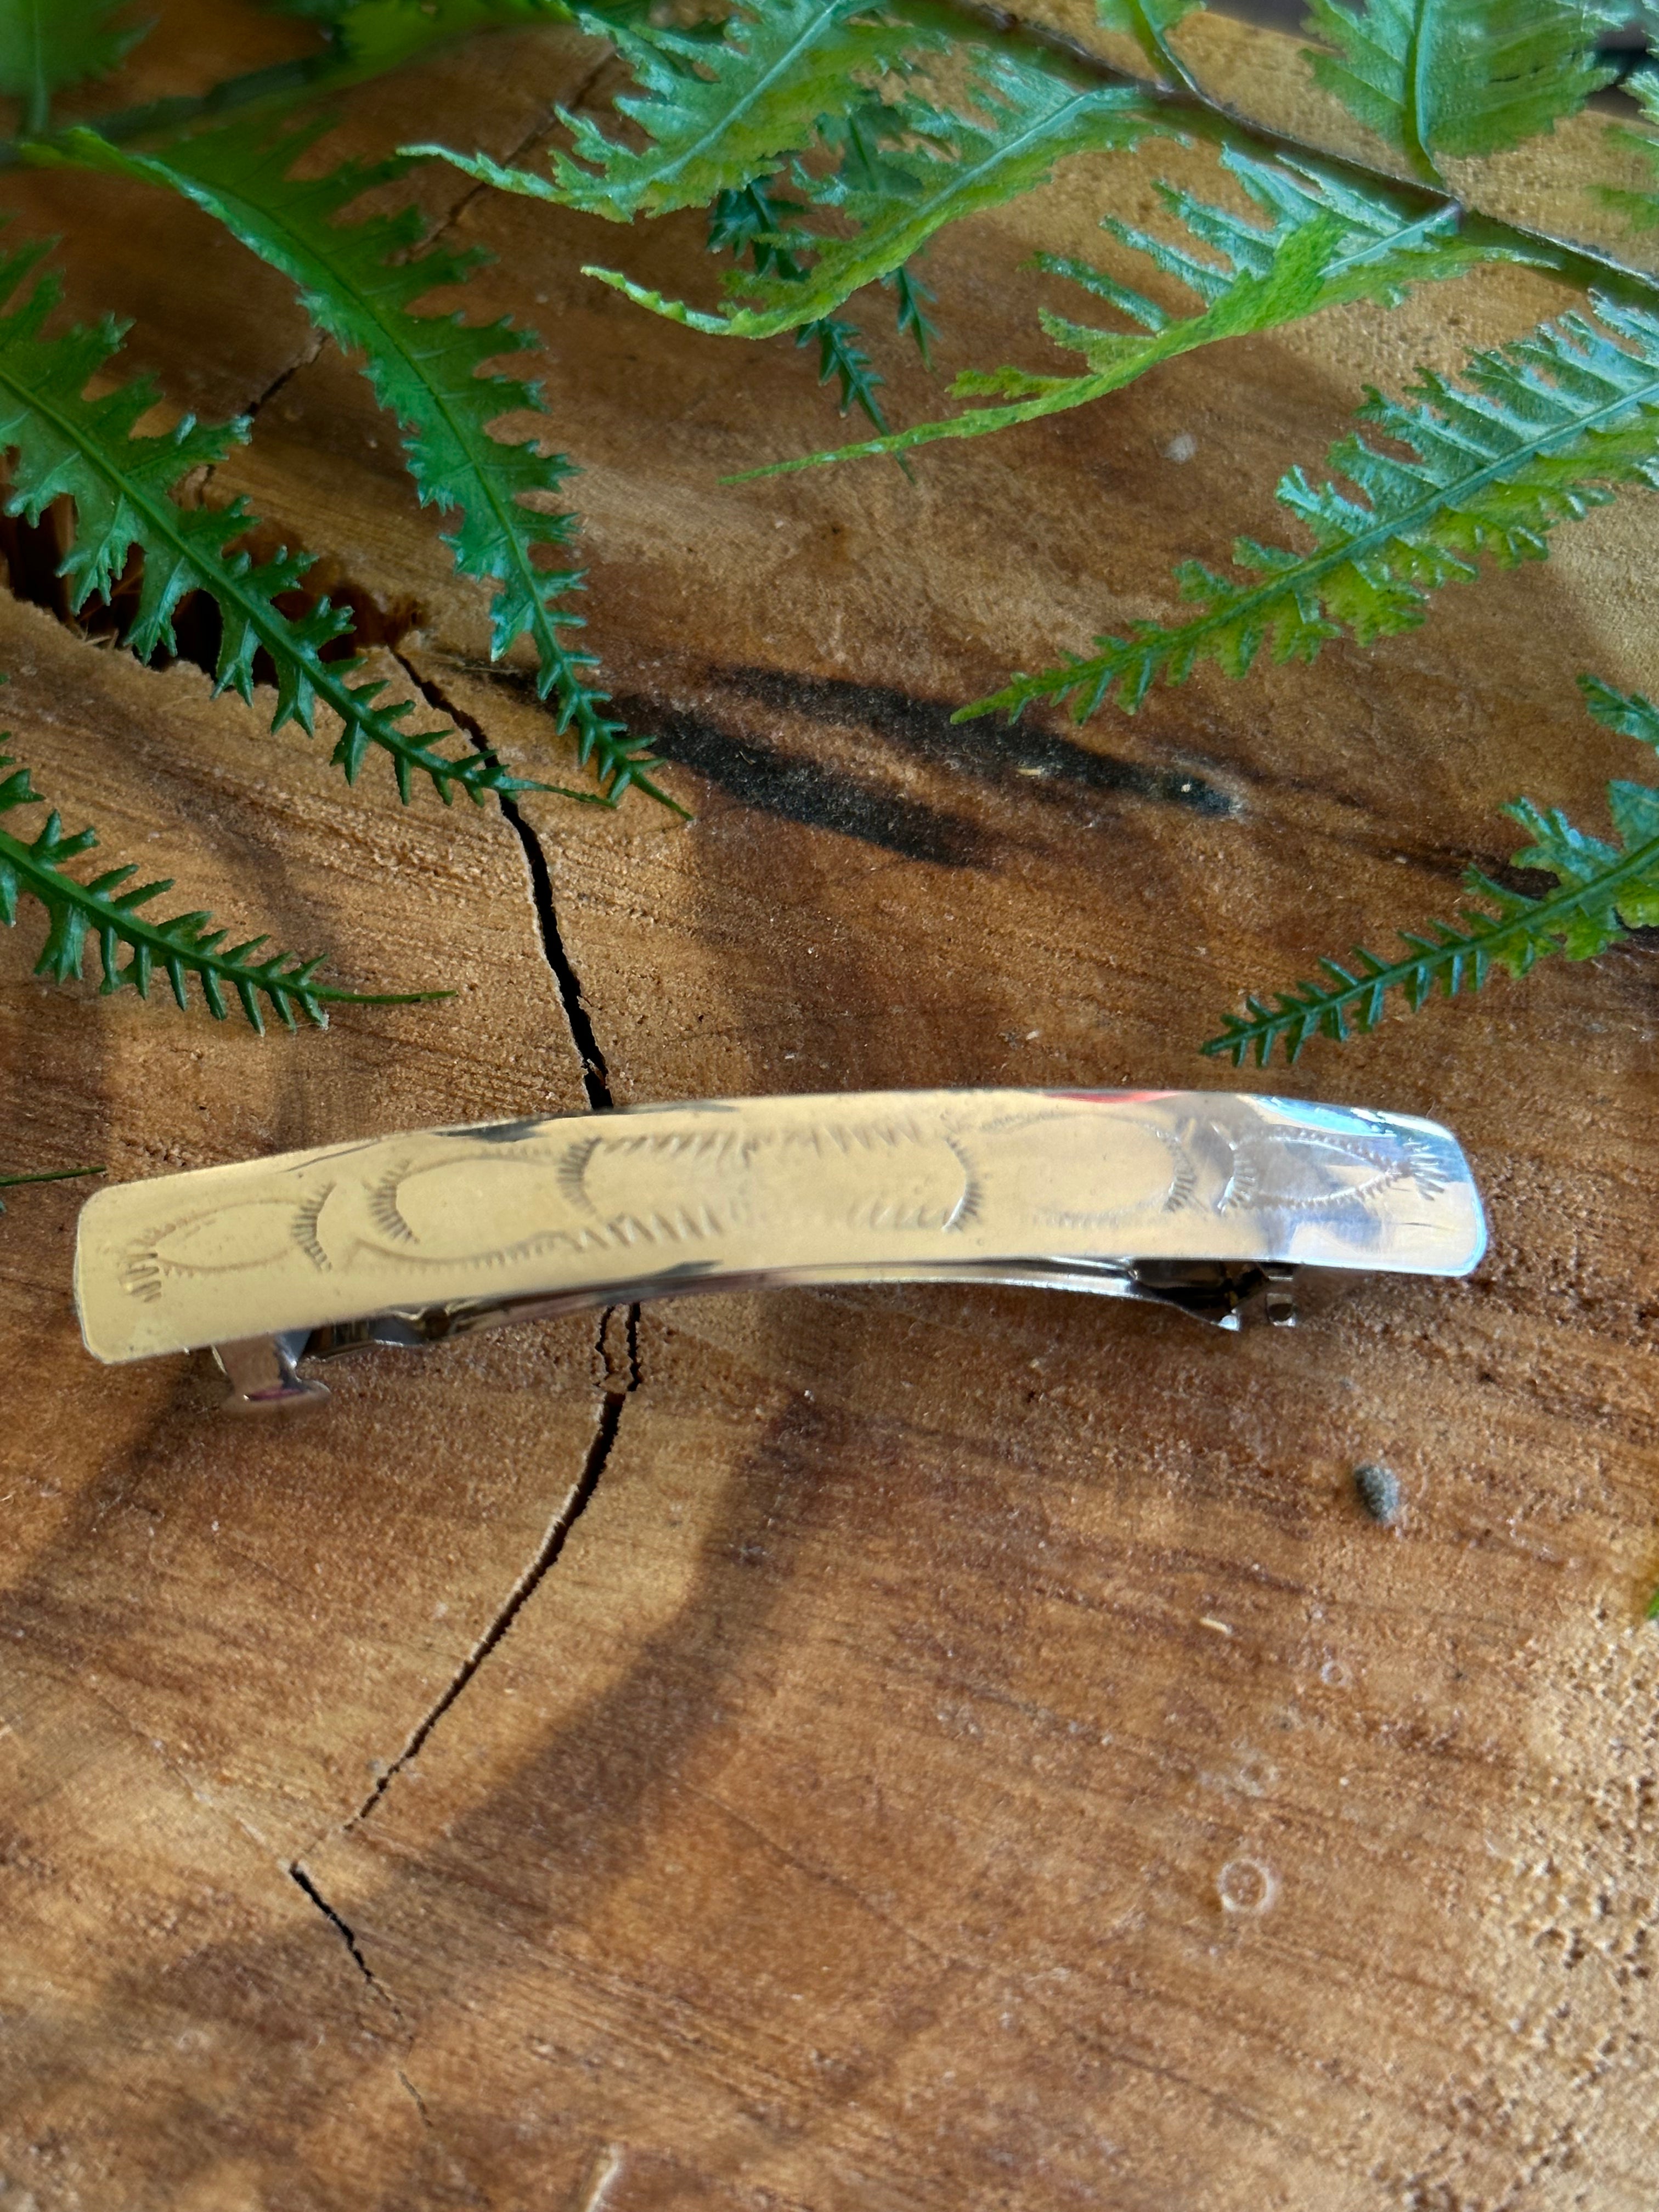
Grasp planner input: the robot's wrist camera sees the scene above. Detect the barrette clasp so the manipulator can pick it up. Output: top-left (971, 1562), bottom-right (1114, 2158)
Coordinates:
top-left (72, 1088), bottom-right (1486, 1413)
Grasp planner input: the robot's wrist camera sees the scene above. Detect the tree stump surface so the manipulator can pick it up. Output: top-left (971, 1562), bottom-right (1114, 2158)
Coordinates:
top-left (2, 8), bottom-right (1657, 2208)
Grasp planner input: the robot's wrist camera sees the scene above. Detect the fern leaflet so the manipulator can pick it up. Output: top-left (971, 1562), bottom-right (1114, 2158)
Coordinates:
top-left (887, 261), bottom-right (936, 364)
top-left (0, 748), bottom-right (431, 1032)
top-left (0, 240), bottom-right (538, 804)
top-left (1305, 0), bottom-right (1621, 180)
top-left (733, 148), bottom-right (1513, 477)
top-left (582, 54), bottom-right (1168, 338)
top-left (407, 0), bottom-right (941, 221)
top-left (708, 176), bottom-right (891, 431)
top-left (963, 296), bottom-right (1659, 724)
top-left (58, 123), bottom-right (670, 808)
top-left (0, 0), bottom-right (145, 134)
top-left (1204, 676), bottom-right (1659, 1065)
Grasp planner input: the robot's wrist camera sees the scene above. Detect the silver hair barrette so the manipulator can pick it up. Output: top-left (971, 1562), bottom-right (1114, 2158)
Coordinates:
top-left (72, 1088), bottom-right (1487, 1413)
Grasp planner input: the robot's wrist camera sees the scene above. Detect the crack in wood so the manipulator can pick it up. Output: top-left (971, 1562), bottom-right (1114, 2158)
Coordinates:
top-left (348, 1303), bottom-right (639, 1830)
top-left (287, 1869), bottom-right (450, 2159)
top-left (229, 328), bottom-right (328, 445)
top-left (287, 1860), bottom-right (404, 2019)
top-left (390, 648), bottom-right (614, 1110)
top-left (422, 61), bottom-right (613, 255)
top-left (397, 2068), bottom-right (432, 2126)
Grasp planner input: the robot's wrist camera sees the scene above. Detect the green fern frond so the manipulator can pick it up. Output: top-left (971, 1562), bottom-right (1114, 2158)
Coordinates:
top-left (408, 0), bottom-right (939, 222)
top-left (0, 0), bottom-right (146, 134)
top-left (582, 53), bottom-right (1167, 338)
top-left (707, 175), bottom-right (891, 431)
top-left (57, 124), bottom-right (670, 808)
top-left (798, 312), bottom-right (889, 427)
top-left (886, 261), bottom-right (936, 364)
top-left (0, 1164), bottom-right (101, 1212)
top-left (0, 747), bottom-right (432, 1032)
top-left (963, 295), bottom-right (1659, 724)
top-left (0, 239), bottom-right (534, 805)
top-left (1579, 667), bottom-right (1659, 742)
top-left (1203, 674), bottom-right (1659, 1065)
top-left (1305, 0), bottom-right (1621, 181)
top-left (412, 2), bottom-right (1164, 342)
top-left (13, 0), bottom-right (566, 154)
top-left (731, 148), bottom-right (1510, 477)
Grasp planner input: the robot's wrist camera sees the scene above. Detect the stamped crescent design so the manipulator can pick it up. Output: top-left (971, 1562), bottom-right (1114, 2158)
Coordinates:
top-left (77, 1089), bottom-right (1488, 1366)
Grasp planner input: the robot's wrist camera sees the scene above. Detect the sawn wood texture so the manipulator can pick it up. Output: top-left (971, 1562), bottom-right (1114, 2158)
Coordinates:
top-left (1, 6), bottom-right (1656, 2208)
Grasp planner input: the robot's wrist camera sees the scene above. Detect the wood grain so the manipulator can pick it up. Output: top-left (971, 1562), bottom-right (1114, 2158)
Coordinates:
top-left (2, 7), bottom-right (1657, 2207)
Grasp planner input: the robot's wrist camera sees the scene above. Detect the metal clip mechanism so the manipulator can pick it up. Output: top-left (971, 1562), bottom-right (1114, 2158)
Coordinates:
top-left (72, 1088), bottom-right (1486, 1413)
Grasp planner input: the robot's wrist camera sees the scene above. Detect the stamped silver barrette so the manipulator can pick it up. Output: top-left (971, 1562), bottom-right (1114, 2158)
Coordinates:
top-left (72, 1088), bottom-right (1487, 1412)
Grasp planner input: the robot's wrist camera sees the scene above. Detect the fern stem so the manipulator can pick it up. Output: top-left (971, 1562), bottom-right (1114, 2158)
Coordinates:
top-left (188, 167), bottom-right (641, 791)
top-left (0, 0), bottom-right (564, 168)
top-left (1, 58), bottom-right (323, 167)
top-left (733, 199), bottom-right (1472, 480)
top-left (1203, 826), bottom-right (1659, 1065)
top-left (0, 1163), bottom-right (101, 1205)
top-left (0, 341), bottom-right (505, 803)
top-left (1121, 0), bottom-right (1204, 99)
top-left (941, 5), bottom-right (1659, 319)
top-left (0, 751), bottom-right (441, 1032)
top-left (964, 339), bottom-right (1659, 721)
top-left (53, 126), bottom-right (672, 809)
top-left (1401, 6), bottom-right (1446, 188)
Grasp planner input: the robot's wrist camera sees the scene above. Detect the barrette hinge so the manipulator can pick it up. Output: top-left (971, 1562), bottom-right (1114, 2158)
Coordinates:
top-left (213, 1331), bottom-right (330, 1414)
top-left (202, 1255), bottom-right (1304, 1413)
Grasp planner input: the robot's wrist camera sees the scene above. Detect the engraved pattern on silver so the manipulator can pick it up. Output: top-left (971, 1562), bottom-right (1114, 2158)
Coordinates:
top-left (75, 1090), bottom-right (1487, 1398)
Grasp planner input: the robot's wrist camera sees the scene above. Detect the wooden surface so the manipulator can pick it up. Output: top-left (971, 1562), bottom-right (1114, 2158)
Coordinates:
top-left (3, 7), bottom-right (1659, 2207)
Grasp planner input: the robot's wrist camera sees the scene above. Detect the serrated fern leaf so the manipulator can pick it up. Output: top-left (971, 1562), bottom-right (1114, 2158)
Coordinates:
top-left (798, 311), bottom-right (889, 426)
top-left (39, 0), bottom-right (568, 153)
top-left (963, 295), bottom-right (1659, 725)
top-left (1204, 675), bottom-right (1659, 1065)
top-left (0, 241), bottom-right (532, 805)
top-left (0, 0), bottom-right (145, 134)
top-left (1579, 667), bottom-right (1659, 743)
top-left (1305, 0), bottom-right (1621, 179)
top-left (58, 125), bottom-right (670, 809)
top-left (732, 148), bottom-right (1510, 478)
top-left (707, 175), bottom-right (891, 431)
top-left (887, 260), bottom-right (936, 363)
top-left (0, 747), bottom-right (433, 1032)
top-left (583, 54), bottom-right (1168, 338)
top-left (408, 0), bottom-right (939, 221)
